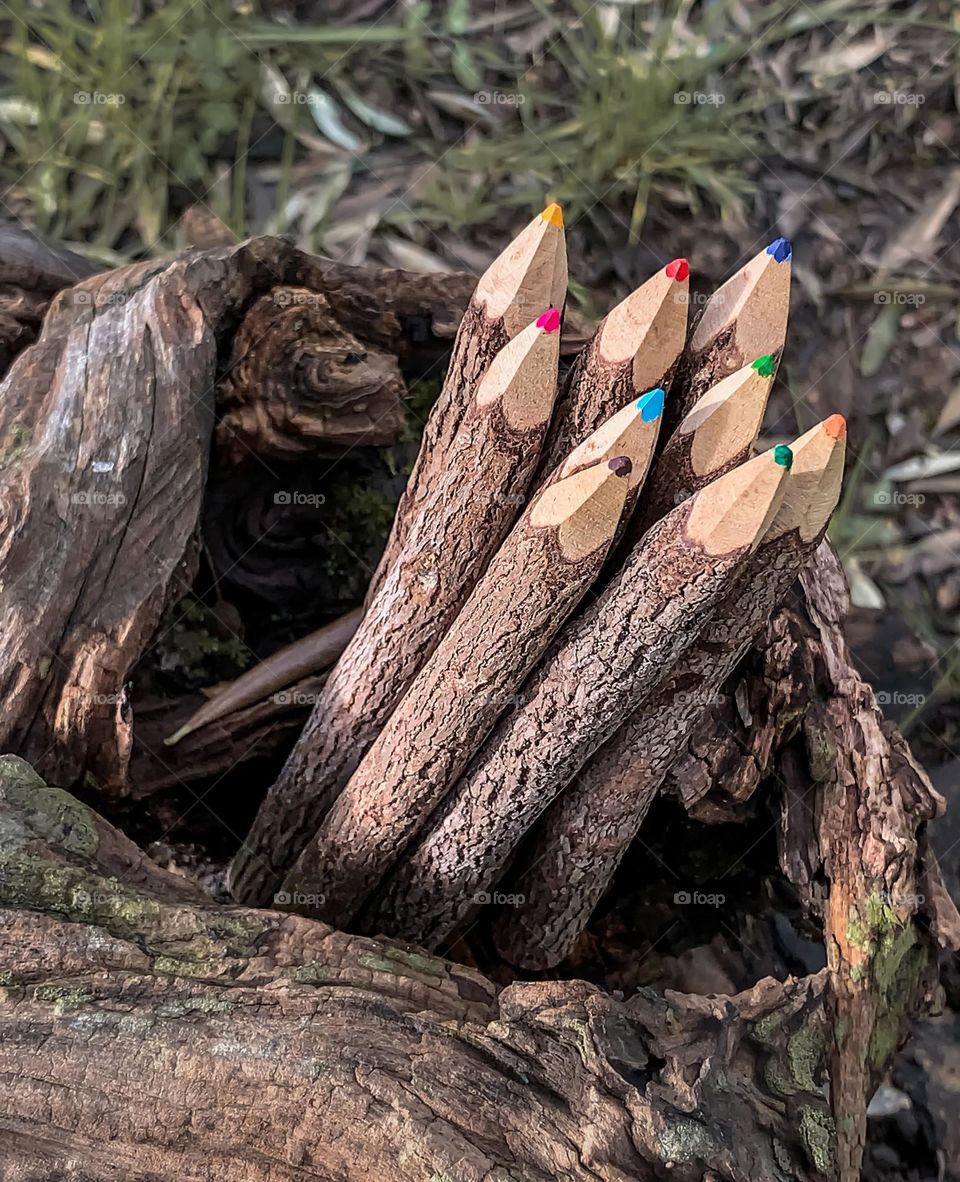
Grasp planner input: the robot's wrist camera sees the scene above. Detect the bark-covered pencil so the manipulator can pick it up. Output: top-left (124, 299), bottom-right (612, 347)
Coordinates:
top-left (359, 447), bottom-right (794, 947)
top-left (493, 416), bottom-right (847, 969)
top-left (367, 203), bottom-right (568, 602)
top-left (536, 260), bottom-right (688, 475)
top-left (667, 239), bottom-right (791, 429)
top-left (636, 353), bottom-right (776, 528)
top-left (229, 310), bottom-right (562, 906)
top-left (277, 421), bottom-right (661, 924)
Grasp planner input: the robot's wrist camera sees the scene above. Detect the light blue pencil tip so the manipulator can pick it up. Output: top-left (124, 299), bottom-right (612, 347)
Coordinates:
top-left (636, 387), bottom-right (665, 423)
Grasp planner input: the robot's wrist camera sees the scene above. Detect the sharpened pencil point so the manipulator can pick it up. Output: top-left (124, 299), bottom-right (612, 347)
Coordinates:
top-left (766, 237), bottom-right (792, 263)
top-left (636, 387), bottom-right (665, 423)
top-left (752, 354), bottom-right (776, 378)
top-left (541, 202), bottom-right (563, 228)
top-left (608, 456), bottom-right (633, 477)
top-left (665, 258), bottom-right (689, 281)
top-left (824, 414), bottom-right (846, 439)
top-left (774, 445), bottom-right (793, 470)
top-left (536, 307), bottom-right (561, 333)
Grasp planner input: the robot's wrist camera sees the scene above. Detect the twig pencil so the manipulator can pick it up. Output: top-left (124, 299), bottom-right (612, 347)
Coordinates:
top-left (229, 312), bottom-right (562, 906)
top-left (492, 416), bottom-right (847, 969)
top-left (366, 203), bottom-right (567, 604)
top-left (536, 260), bottom-right (688, 476)
top-left (667, 239), bottom-right (791, 430)
top-left (164, 608), bottom-right (363, 746)
top-left (636, 354), bottom-right (776, 528)
top-left (359, 447), bottom-right (793, 947)
top-left (277, 450), bottom-right (647, 925)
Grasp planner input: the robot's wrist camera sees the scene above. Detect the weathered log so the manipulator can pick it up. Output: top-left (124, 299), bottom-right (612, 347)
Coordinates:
top-left (0, 224), bottom-right (100, 375)
top-left (0, 236), bottom-right (480, 798)
top-left (0, 754), bottom-right (849, 1181)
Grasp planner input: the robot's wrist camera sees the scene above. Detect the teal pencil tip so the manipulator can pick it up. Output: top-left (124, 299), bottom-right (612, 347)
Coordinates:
top-left (636, 387), bottom-right (665, 423)
top-left (774, 444), bottom-right (793, 470)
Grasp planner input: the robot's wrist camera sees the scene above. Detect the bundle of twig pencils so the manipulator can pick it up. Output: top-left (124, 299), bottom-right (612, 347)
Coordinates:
top-left (226, 207), bottom-right (845, 967)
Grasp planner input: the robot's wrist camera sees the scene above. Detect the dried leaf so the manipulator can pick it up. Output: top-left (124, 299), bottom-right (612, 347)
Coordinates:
top-left (799, 33), bottom-right (892, 79)
top-left (860, 303), bottom-right (902, 377)
top-left (934, 383), bottom-right (960, 436)
top-left (338, 86), bottom-right (413, 137)
top-left (845, 556), bottom-right (886, 610)
top-left (880, 168), bottom-right (960, 271)
top-left (883, 452), bottom-right (960, 483)
top-left (306, 89), bottom-right (366, 153)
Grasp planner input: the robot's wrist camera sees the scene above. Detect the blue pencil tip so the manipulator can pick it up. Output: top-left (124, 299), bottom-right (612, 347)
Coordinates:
top-left (636, 387), bottom-right (665, 423)
top-left (766, 237), bottom-right (792, 263)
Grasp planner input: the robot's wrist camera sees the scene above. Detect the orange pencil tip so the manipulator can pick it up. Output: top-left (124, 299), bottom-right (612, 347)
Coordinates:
top-left (824, 414), bottom-right (846, 439)
top-left (541, 202), bottom-right (563, 228)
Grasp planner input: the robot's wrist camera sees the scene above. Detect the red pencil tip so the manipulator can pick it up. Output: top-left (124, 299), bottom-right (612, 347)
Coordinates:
top-left (536, 307), bottom-right (561, 333)
top-left (824, 414), bottom-right (846, 440)
top-left (665, 258), bottom-right (689, 282)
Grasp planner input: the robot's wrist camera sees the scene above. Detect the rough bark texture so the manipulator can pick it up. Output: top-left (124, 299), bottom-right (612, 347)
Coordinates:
top-left (493, 530), bottom-right (816, 970)
top-left (214, 285), bottom-right (406, 465)
top-left (0, 753), bottom-right (852, 1182)
top-left (0, 236), bottom-right (476, 800)
top-left (362, 499), bottom-right (763, 948)
top-left (363, 298), bottom-right (510, 603)
top-left (282, 461), bottom-right (630, 924)
top-left (0, 224), bottom-right (100, 376)
top-left (231, 333), bottom-right (559, 906)
top-left (0, 250), bottom-right (216, 796)
top-left (758, 547), bottom-right (960, 1180)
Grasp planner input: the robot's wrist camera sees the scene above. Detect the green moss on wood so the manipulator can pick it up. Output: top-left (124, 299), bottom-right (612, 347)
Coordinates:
top-left (799, 1105), bottom-right (835, 1175)
top-left (33, 984), bottom-right (95, 1013)
top-left (1, 421), bottom-right (33, 468)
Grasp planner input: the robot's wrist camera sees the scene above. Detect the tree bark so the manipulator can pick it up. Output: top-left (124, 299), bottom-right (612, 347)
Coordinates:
top-left (0, 236), bottom-right (478, 799)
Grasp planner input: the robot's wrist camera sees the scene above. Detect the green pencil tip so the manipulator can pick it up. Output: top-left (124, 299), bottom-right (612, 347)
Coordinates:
top-left (752, 354), bottom-right (776, 378)
top-left (774, 444), bottom-right (793, 470)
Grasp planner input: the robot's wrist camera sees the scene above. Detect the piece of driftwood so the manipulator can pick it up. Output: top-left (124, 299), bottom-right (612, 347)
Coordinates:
top-left (0, 236), bottom-right (481, 798)
top-left (0, 754), bottom-right (851, 1182)
top-left (0, 224), bottom-right (100, 375)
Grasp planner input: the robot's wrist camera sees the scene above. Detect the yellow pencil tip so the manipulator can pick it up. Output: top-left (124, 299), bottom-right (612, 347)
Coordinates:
top-left (541, 202), bottom-right (563, 228)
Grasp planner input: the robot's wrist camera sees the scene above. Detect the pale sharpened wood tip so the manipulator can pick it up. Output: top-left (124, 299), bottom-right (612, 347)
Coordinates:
top-left (476, 313), bottom-right (561, 430)
top-left (766, 416), bottom-right (847, 542)
top-left (597, 265), bottom-right (689, 390)
top-left (679, 356), bottom-right (776, 476)
top-left (689, 239), bottom-right (792, 360)
top-left (530, 456), bottom-right (632, 561)
top-left (557, 388), bottom-right (665, 491)
top-left (478, 206), bottom-right (568, 335)
top-left (685, 446), bottom-right (792, 556)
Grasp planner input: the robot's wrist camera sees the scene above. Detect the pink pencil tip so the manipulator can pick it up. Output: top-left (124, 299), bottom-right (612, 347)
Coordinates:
top-left (536, 307), bottom-right (561, 333)
top-left (665, 258), bottom-right (689, 282)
